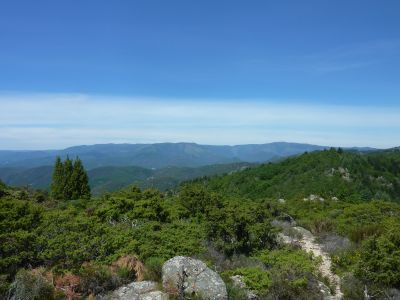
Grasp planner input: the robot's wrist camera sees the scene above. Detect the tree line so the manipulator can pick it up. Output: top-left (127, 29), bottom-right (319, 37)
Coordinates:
top-left (51, 156), bottom-right (91, 200)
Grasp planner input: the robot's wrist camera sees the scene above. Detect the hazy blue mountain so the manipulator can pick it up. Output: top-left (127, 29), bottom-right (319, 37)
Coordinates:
top-left (0, 142), bottom-right (331, 169)
top-left (0, 162), bottom-right (252, 195)
top-left (0, 166), bottom-right (53, 189)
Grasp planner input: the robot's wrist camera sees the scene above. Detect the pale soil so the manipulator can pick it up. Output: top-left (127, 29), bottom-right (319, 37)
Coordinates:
top-left (280, 226), bottom-right (343, 299)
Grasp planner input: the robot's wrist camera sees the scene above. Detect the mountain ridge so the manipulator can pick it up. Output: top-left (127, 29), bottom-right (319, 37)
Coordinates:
top-left (0, 142), bottom-right (376, 170)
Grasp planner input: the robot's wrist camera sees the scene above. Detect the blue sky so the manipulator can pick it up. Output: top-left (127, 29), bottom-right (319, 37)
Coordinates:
top-left (0, 1), bottom-right (399, 149)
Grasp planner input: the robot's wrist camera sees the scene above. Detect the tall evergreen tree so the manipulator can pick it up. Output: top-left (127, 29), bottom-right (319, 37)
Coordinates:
top-left (63, 157), bottom-right (74, 200)
top-left (51, 156), bottom-right (91, 200)
top-left (51, 156), bottom-right (64, 200)
top-left (71, 157), bottom-right (91, 200)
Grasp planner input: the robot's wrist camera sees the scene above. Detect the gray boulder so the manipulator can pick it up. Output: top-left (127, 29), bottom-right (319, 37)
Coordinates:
top-left (105, 281), bottom-right (168, 300)
top-left (162, 256), bottom-right (227, 300)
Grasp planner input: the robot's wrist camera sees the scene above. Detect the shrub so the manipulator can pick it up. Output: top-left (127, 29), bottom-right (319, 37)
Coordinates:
top-left (224, 267), bottom-right (271, 294)
top-left (349, 224), bottom-right (382, 244)
top-left (78, 262), bottom-right (117, 296)
top-left (319, 234), bottom-right (351, 255)
top-left (144, 257), bottom-right (164, 282)
top-left (8, 268), bottom-right (55, 300)
top-left (266, 269), bottom-right (321, 300)
top-left (257, 247), bottom-right (317, 275)
top-left (331, 249), bottom-right (359, 274)
top-left (355, 229), bottom-right (400, 287)
top-left (225, 280), bottom-right (249, 300)
top-left (0, 274), bottom-right (9, 299)
top-left (257, 247), bottom-right (321, 299)
top-left (341, 273), bottom-right (364, 300)
top-left (309, 218), bottom-right (335, 235)
top-left (206, 200), bottom-right (276, 256)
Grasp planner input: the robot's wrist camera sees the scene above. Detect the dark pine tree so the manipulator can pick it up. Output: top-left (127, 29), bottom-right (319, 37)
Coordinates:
top-left (63, 157), bottom-right (74, 200)
top-left (51, 156), bottom-right (64, 200)
top-left (71, 157), bottom-right (91, 200)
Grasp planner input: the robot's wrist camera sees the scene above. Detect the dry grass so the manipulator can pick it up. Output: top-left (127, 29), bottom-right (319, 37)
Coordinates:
top-left (111, 255), bottom-right (145, 281)
top-left (54, 273), bottom-right (82, 300)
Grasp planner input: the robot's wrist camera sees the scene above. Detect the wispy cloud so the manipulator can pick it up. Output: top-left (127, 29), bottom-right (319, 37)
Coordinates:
top-left (0, 92), bottom-right (399, 149)
top-left (304, 39), bottom-right (400, 74)
top-left (241, 39), bottom-right (400, 74)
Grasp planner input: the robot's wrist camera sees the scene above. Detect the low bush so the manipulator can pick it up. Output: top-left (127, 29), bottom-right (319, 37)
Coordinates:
top-left (144, 257), bottom-right (164, 282)
top-left (355, 229), bottom-right (400, 287)
top-left (223, 267), bottom-right (271, 294)
top-left (225, 280), bottom-right (249, 300)
top-left (348, 224), bottom-right (382, 244)
top-left (319, 234), bottom-right (351, 254)
top-left (78, 262), bottom-right (118, 296)
top-left (341, 273), bottom-right (364, 300)
top-left (8, 268), bottom-right (56, 300)
top-left (257, 247), bottom-right (321, 299)
top-left (266, 270), bottom-right (321, 300)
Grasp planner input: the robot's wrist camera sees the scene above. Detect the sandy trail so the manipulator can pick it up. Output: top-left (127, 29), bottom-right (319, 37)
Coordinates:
top-left (280, 226), bottom-right (343, 299)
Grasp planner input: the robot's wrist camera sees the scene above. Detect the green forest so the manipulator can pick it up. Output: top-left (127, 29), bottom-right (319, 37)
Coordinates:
top-left (1, 148), bottom-right (400, 299)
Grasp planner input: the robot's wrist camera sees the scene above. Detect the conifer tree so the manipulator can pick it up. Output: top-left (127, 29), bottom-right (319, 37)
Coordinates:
top-left (51, 156), bottom-right (64, 200)
top-left (63, 157), bottom-right (74, 200)
top-left (71, 157), bottom-right (91, 200)
top-left (51, 156), bottom-right (91, 200)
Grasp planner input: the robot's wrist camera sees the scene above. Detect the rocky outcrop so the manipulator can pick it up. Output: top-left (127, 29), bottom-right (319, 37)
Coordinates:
top-left (325, 167), bottom-right (351, 182)
top-left (162, 256), bottom-right (227, 300)
top-left (303, 194), bottom-right (325, 202)
top-left (105, 281), bottom-right (168, 300)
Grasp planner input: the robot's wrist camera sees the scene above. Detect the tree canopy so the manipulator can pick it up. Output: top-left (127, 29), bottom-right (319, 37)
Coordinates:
top-left (51, 156), bottom-right (91, 200)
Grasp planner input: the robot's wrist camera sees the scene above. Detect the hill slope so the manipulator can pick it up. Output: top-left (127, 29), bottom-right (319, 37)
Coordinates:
top-left (0, 162), bottom-right (253, 194)
top-left (191, 148), bottom-right (400, 202)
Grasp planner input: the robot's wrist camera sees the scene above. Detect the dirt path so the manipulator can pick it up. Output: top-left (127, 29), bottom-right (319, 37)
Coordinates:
top-left (280, 226), bottom-right (343, 299)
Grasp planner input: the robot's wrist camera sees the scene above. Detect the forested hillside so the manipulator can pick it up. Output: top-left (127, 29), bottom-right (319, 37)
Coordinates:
top-left (199, 148), bottom-right (400, 201)
top-left (1, 149), bottom-right (399, 299)
top-left (0, 162), bottom-right (252, 194)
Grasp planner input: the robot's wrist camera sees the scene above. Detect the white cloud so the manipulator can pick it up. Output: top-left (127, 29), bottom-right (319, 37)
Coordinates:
top-left (0, 92), bottom-right (399, 149)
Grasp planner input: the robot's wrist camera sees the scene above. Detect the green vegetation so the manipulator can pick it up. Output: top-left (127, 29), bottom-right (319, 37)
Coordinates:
top-left (51, 156), bottom-right (91, 200)
top-left (1, 148), bottom-right (400, 299)
top-left (200, 148), bottom-right (400, 202)
top-left (0, 162), bottom-right (253, 195)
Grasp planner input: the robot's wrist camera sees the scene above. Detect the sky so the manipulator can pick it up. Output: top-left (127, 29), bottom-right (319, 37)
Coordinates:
top-left (0, 0), bottom-right (399, 149)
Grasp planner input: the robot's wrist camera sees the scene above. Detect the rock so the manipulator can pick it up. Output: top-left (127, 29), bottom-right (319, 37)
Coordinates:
top-left (303, 194), bottom-right (325, 202)
top-left (338, 167), bottom-right (351, 182)
top-left (271, 213), bottom-right (296, 228)
top-left (318, 281), bottom-right (336, 300)
top-left (140, 291), bottom-right (169, 300)
top-left (105, 281), bottom-right (168, 300)
top-left (162, 256), bottom-right (227, 300)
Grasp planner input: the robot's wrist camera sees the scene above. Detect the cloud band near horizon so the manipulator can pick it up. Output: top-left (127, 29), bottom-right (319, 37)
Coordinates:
top-left (0, 93), bottom-right (399, 150)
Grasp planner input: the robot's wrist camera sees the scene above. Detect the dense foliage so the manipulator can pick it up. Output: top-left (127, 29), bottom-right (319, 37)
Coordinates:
top-left (51, 157), bottom-right (91, 200)
top-left (200, 148), bottom-right (400, 202)
top-left (0, 162), bottom-right (252, 195)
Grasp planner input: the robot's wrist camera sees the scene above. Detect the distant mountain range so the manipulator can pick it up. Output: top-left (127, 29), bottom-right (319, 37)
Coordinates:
top-left (0, 142), bottom-right (341, 169)
top-left (0, 142), bottom-right (377, 194)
